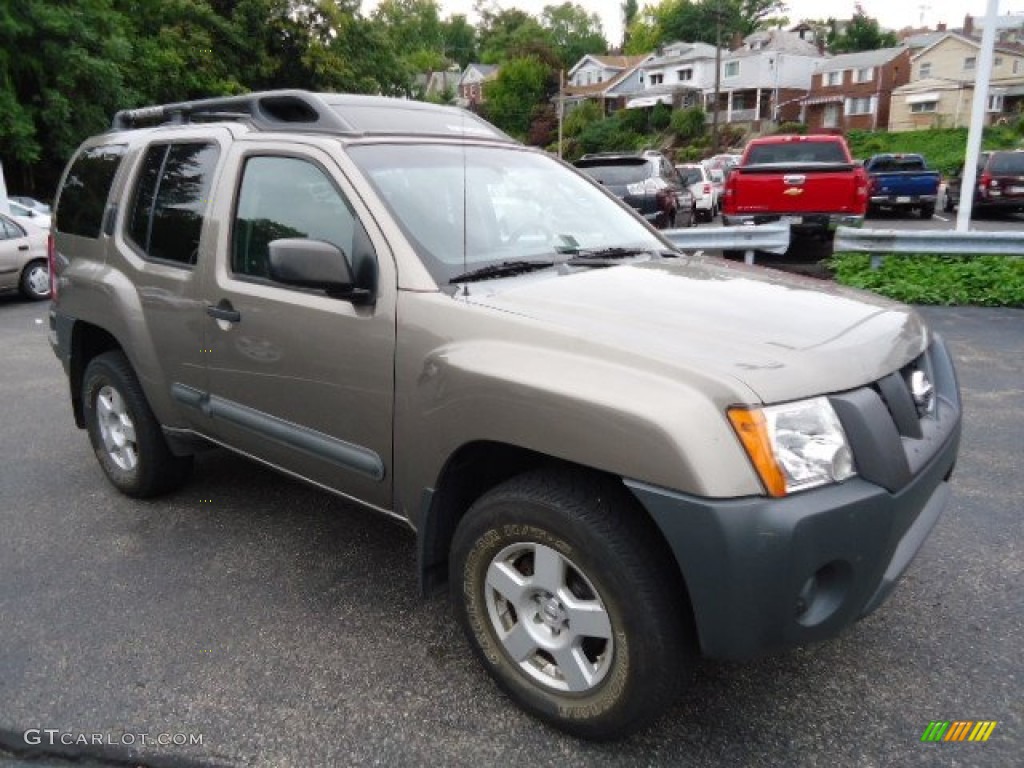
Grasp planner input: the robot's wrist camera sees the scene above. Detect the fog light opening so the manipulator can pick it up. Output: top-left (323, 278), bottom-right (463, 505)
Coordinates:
top-left (794, 560), bottom-right (852, 627)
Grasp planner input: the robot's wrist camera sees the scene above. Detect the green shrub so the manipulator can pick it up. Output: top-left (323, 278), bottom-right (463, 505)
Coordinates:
top-left (650, 102), bottom-right (672, 131)
top-left (615, 107), bottom-right (650, 134)
top-left (563, 101), bottom-right (602, 138)
top-left (774, 121), bottom-right (807, 135)
top-left (576, 119), bottom-right (643, 155)
top-left (829, 253), bottom-right (1024, 307)
top-left (670, 107), bottom-right (706, 141)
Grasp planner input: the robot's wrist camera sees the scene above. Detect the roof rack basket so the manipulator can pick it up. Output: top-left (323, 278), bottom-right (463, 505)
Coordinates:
top-left (111, 90), bottom-right (351, 134)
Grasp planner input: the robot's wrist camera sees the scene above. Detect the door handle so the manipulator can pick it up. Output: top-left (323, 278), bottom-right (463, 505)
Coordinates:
top-left (18, 245), bottom-right (28, 251)
top-left (206, 300), bottom-right (241, 323)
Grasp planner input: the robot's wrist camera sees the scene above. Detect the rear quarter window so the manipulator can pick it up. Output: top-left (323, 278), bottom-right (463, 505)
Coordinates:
top-left (56, 145), bottom-right (126, 238)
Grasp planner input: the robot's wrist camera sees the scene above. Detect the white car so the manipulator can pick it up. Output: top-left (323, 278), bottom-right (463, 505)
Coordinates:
top-left (676, 163), bottom-right (718, 222)
top-left (7, 199), bottom-right (52, 230)
top-left (0, 212), bottom-right (50, 300)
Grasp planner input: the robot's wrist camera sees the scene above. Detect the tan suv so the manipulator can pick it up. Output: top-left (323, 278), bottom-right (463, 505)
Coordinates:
top-left (49, 91), bottom-right (962, 740)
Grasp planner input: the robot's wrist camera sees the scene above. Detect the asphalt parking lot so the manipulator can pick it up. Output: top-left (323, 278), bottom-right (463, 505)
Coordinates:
top-left (0, 293), bottom-right (1020, 768)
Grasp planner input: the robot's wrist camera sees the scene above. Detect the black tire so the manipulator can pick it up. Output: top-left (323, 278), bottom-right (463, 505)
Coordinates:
top-left (82, 350), bottom-right (192, 498)
top-left (920, 204), bottom-right (935, 220)
top-left (450, 469), bottom-right (691, 740)
top-left (18, 259), bottom-right (50, 301)
top-left (943, 192), bottom-right (955, 213)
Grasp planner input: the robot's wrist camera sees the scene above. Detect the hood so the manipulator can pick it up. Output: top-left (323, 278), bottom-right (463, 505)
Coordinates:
top-left (464, 256), bottom-right (927, 404)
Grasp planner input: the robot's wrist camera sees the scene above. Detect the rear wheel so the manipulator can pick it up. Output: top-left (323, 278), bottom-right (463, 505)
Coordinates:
top-left (450, 470), bottom-right (691, 740)
top-left (920, 203), bottom-right (935, 220)
top-left (82, 351), bottom-right (193, 498)
top-left (943, 192), bottom-right (955, 212)
top-left (18, 259), bottom-right (49, 301)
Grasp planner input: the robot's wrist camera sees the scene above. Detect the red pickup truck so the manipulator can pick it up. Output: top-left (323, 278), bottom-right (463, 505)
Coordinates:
top-left (721, 134), bottom-right (868, 239)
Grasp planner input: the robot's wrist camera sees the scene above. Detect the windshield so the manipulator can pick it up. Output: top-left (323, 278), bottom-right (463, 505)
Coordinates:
top-left (572, 158), bottom-right (651, 185)
top-left (348, 144), bottom-right (665, 284)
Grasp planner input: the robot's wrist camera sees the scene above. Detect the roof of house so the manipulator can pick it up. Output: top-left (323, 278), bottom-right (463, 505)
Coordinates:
top-left (913, 31), bottom-right (1024, 60)
top-left (568, 54), bottom-right (649, 78)
top-left (727, 30), bottom-right (821, 59)
top-left (814, 46), bottom-right (907, 73)
top-left (644, 42), bottom-right (720, 69)
top-left (564, 55), bottom-right (651, 98)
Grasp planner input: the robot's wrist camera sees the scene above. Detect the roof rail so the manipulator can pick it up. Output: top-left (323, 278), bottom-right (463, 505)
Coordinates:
top-left (111, 90), bottom-right (352, 134)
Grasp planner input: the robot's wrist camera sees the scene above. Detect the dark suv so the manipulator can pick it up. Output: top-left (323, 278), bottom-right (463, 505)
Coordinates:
top-left (574, 151), bottom-right (695, 229)
top-left (945, 150), bottom-right (1024, 215)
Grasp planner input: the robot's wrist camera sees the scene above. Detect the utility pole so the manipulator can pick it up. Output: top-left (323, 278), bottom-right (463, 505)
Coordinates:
top-left (558, 69), bottom-right (564, 159)
top-left (712, 1), bottom-right (722, 153)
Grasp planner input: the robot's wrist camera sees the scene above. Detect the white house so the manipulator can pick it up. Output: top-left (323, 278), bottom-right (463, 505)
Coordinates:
top-left (561, 54), bottom-right (654, 114)
top-left (626, 42), bottom-right (720, 110)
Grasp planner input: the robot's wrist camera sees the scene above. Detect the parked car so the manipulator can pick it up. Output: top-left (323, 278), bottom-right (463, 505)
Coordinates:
top-left (707, 166), bottom-right (726, 202)
top-left (945, 150), bottom-right (1024, 216)
top-left (704, 153), bottom-right (742, 177)
top-left (49, 90), bottom-right (961, 740)
top-left (863, 154), bottom-right (941, 219)
top-left (574, 150), bottom-right (695, 229)
top-left (7, 199), bottom-right (52, 229)
top-left (9, 196), bottom-right (52, 215)
top-left (676, 163), bottom-right (718, 222)
top-left (0, 212), bottom-right (50, 300)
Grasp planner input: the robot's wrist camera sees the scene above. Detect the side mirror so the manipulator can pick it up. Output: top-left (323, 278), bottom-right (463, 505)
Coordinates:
top-left (267, 238), bottom-right (372, 304)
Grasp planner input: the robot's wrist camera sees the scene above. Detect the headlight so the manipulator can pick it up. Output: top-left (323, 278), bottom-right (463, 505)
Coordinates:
top-left (728, 397), bottom-right (856, 497)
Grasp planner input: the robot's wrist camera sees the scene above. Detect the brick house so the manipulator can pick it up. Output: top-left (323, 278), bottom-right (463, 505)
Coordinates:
top-left (801, 47), bottom-right (911, 132)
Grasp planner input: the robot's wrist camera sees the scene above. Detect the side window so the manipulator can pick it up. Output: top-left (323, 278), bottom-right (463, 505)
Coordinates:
top-left (231, 156), bottom-right (369, 284)
top-left (56, 144), bottom-right (126, 238)
top-left (127, 142), bottom-right (220, 265)
top-left (1, 215), bottom-right (25, 239)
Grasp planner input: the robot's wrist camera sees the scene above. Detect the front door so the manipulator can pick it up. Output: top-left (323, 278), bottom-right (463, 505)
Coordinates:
top-left (200, 145), bottom-right (396, 511)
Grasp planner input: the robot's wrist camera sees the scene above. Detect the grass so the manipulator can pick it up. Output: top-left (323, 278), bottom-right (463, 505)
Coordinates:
top-left (829, 253), bottom-right (1024, 307)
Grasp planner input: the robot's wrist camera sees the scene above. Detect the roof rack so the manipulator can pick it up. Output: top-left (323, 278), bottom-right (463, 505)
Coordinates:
top-left (111, 90), bottom-right (353, 133)
top-left (109, 89), bottom-right (515, 143)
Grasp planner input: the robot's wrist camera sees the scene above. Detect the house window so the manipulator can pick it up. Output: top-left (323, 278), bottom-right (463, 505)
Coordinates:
top-left (677, 68), bottom-right (693, 82)
top-left (826, 70), bottom-right (842, 87)
top-left (964, 56), bottom-right (976, 71)
top-left (724, 61), bottom-right (739, 78)
top-left (853, 67), bottom-right (874, 83)
top-left (989, 93), bottom-right (1005, 112)
top-left (910, 101), bottom-right (938, 113)
top-left (995, 57), bottom-right (1003, 67)
top-left (650, 73), bottom-right (664, 85)
top-left (919, 62), bottom-right (931, 78)
top-left (1015, 60), bottom-right (1021, 74)
top-left (846, 96), bottom-right (875, 115)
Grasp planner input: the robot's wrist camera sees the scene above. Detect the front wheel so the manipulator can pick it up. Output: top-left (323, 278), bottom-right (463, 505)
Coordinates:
top-left (450, 470), bottom-right (690, 740)
top-left (82, 351), bottom-right (193, 497)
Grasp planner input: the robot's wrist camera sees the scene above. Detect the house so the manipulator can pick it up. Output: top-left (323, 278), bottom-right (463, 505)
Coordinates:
top-left (457, 63), bottom-right (499, 107)
top-left (707, 30), bottom-right (824, 127)
top-left (801, 47), bottom-right (910, 132)
top-left (963, 12), bottom-right (1024, 45)
top-left (415, 68), bottom-right (461, 102)
top-left (561, 54), bottom-right (653, 114)
top-left (624, 42), bottom-right (720, 111)
top-left (889, 32), bottom-right (1024, 131)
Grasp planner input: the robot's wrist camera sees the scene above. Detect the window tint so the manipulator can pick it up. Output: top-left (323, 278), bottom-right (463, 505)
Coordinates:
top-left (988, 152), bottom-right (1024, 174)
top-left (232, 156), bottom-right (366, 283)
top-left (57, 145), bottom-right (126, 238)
top-left (746, 142), bottom-right (848, 164)
top-left (127, 143), bottom-right (219, 265)
top-left (574, 159), bottom-right (650, 185)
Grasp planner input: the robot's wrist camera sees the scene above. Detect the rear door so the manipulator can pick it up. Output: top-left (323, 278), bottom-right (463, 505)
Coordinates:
top-left (196, 140), bottom-right (397, 511)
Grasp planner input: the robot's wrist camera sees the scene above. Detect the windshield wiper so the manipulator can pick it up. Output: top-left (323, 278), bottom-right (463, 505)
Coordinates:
top-left (561, 246), bottom-right (655, 265)
top-left (449, 259), bottom-right (555, 283)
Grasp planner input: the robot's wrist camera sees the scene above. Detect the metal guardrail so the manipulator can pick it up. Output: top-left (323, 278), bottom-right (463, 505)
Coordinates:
top-left (835, 226), bottom-right (1024, 269)
top-left (664, 222), bottom-right (790, 264)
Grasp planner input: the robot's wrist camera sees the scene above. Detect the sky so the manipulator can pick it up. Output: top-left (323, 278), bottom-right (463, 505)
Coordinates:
top-left (362, 1), bottom-right (1021, 50)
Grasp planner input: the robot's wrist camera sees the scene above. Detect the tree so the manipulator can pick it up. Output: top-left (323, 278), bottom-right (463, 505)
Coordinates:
top-left (442, 14), bottom-right (478, 69)
top-left (622, 0), bottom-right (639, 48)
top-left (827, 4), bottom-right (898, 53)
top-left (477, 7), bottom-right (555, 66)
top-left (483, 56), bottom-right (554, 138)
top-left (627, 0), bottom-right (787, 50)
top-left (541, 3), bottom-right (608, 70)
